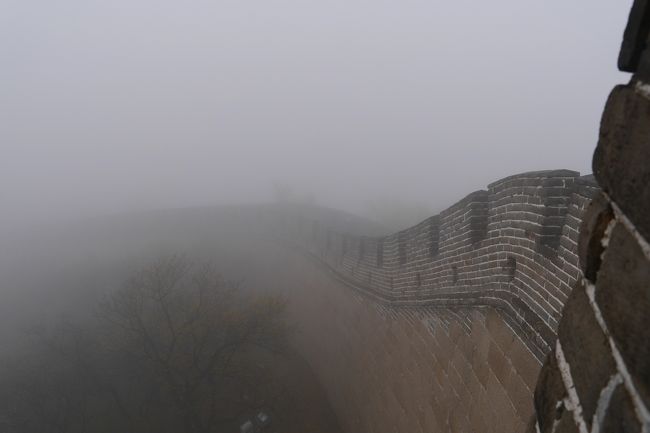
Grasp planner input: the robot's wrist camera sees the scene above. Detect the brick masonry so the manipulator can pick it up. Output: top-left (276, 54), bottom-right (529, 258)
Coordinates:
top-left (286, 170), bottom-right (598, 363)
top-left (251, 168), bottom-right (598, 433)
top-left (278, 250), bottom-right (540, 433)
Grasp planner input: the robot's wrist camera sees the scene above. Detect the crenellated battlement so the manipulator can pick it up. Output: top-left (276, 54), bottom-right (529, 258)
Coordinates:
top-left (286, 170), bottom-right (599, 361)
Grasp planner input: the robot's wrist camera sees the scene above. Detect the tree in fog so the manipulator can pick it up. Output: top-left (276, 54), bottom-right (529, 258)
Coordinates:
top-left (99, 256), bottom-right (289, 432)
top-left (0, 256), bottom-right (290, 433)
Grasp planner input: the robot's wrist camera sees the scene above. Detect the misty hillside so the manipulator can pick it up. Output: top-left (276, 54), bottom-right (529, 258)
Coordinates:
top-left (2, 1), bottom-right (646, 432)
top-left (0, 204), bottom-right (382, 348)
top-left (0, 203), bottom-right (375, 433)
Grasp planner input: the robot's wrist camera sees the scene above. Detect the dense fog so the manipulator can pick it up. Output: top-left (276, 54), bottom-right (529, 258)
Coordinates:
top-left (0, 1), bottom-right (634, 432)
top-left (2, 0), bottom-right (631, 233)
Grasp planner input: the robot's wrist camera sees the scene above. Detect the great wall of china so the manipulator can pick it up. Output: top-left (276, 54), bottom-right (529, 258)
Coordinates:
top-left (265, 169), bottom-right (593, 432)
top-left (249, 2), bottom-right (650, 432)
top-left (297, 169), bottom-right (598, 363)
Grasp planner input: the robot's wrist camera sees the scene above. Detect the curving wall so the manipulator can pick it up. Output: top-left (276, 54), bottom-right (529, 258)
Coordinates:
top-left (289, 170), bottom-right (598, 363)
top-left (255, 170), bottom-right (597, 432)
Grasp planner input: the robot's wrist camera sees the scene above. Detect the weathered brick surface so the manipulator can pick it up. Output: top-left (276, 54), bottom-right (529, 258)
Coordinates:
top-left (277, 250), bottom-right (540, 433)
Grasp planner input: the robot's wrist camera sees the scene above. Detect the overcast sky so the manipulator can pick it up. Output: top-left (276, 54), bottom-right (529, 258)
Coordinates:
top-left (0, 0), bottom-right (632, 231)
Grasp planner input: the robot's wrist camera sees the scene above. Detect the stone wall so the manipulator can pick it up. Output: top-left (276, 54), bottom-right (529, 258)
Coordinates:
top-left (271, 248), bottom-right (541, 433)
top-left (257, 169), bottom-right (596, 432)
top-left (531, 1), bottom-right (650, 432)
top-left (287, 170), bottom-right (598, 363)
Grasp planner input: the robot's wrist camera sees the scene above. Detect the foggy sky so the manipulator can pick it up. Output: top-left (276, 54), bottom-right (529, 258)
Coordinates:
top-left (1, 0), bottom-right (632, 232)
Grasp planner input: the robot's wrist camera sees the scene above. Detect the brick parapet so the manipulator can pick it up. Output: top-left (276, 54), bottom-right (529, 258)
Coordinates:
top-left (284, 170), bottom-right (599, 361)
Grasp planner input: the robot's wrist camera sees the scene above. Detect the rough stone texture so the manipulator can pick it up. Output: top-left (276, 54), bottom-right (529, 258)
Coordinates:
top-left (596, 223), bottom-right (650, 403)
top-left (602, 386), bottom-right (642, 433)
top-left (577, 192), bottom-right (613, 282)
top-left (534, 352), bottom-right (566, 433)
top-left (554, 408), bottom-right (581, 433)
top-left (558, 283), bottom-right (617, 427)
top-left (618, 0), bottom-right (650, 72)
top-left (593, 84), bottom-right (650, 242)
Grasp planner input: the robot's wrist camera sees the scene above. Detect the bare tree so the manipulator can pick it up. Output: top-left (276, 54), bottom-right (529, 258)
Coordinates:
top-left (98, 255), bottom-right (290, 433)
top-left (0, 256), bottom-right (290, 433)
